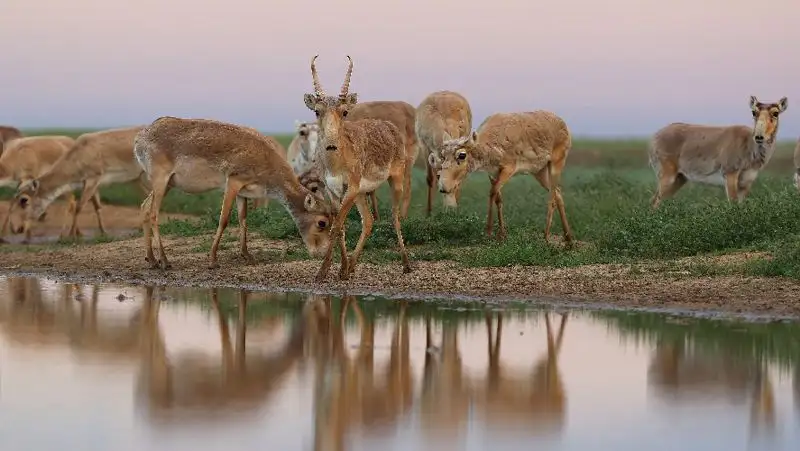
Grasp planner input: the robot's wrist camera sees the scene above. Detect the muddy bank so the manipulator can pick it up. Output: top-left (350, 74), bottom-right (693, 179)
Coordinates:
top-left (2, 232), bottom-right (799, 319)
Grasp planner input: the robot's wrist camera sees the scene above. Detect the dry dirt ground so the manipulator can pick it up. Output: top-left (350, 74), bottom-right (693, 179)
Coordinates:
top-left (1, 201), bottom-right (799, 319)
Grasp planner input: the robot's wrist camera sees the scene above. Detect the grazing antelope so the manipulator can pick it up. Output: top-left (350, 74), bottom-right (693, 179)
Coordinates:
top-left (16, 126), bottom-right (148, 240)
top-left (346, 100), bottom-right (419, 220)
top-left (134, 116), bottom-right (333, 270)
top-left (0, 125), bottom-right (22, 153)
top-left (649, 96), bottom-right (788, 207)
top-left (433, 111), bottom-right (574, 244)
top-left (302, 55), bottom-right (411, 281)
top-left (416, 91), bottom-right (472, 216)
top-left (0, 135), bottom-right (76, 241)
top-left (793, 137), bottom-right (800, 192)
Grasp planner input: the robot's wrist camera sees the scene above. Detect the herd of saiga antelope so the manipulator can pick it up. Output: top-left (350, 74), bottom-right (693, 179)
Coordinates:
top-left (0, 56), bottom-right (796, 282)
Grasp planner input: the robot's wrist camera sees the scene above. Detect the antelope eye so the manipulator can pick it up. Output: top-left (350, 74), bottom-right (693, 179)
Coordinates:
top-left (456, 151), bottom-right (467, 160)
top-left (771, 111), bottom-right (779, 118)
top-left (314, 111), bottom-right (320, 118)
top-left (342, 110), bottom-right (348, 117)
top-left (752, 110), bottom-right (758, 118)
top-left (317, 220), bottom-right (327, 229)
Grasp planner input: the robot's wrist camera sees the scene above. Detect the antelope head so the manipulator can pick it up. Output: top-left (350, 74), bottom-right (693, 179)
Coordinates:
top-left (750, 95), bottom-right (788, 146)
top-left (303, 55), bottom-right (358, 153)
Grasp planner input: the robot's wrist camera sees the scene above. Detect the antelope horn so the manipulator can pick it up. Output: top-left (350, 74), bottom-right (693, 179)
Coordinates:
top-left (311, 55), bottom-right (325, 95)
top-left (339, 55), bottom-right (353, 98)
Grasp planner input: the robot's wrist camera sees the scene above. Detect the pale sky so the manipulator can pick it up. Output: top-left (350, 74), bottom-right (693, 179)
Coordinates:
top-left (2, 0), bottom-right (798, 137)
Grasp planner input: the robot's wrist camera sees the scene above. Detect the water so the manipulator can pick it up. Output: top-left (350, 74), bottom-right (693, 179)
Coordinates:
top-left (0, 276), bottom-right (798, 451)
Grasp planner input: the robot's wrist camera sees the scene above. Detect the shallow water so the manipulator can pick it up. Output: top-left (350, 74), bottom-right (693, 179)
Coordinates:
top-left (0, 276), bottom-right (798, 451)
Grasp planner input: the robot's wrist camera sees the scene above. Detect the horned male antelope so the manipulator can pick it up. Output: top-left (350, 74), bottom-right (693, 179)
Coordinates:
top-left (433, 111), bottom-right (574, 244)
top-left (0, 125), bottom-right (22, 153)
top-left (649, 96), bottom-right (788, 206)
top-left (416, 91), bottom-right (472, 216)
top-left (346, 100), bottom-right (419, 220)
top-left (16, 126), bottom-right (148, 240)
top-left (0, 135), bottom-right (77, 242)
top-left (302, 55), bottom-right (411, 281)
top-left (134, 116), bottom-right (333, 270)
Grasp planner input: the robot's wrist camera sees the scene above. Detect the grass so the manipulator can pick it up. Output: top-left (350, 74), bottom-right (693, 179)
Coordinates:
top-left (3, 128), bottom-right (800, 278)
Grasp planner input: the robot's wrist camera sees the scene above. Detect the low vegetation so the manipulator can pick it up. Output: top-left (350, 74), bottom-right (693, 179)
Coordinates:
top-left (2, 128), bottom-right (799, 279)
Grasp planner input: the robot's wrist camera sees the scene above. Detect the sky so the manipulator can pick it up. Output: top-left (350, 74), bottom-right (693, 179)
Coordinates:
top-left (1, 0), bottom-right (798, 138)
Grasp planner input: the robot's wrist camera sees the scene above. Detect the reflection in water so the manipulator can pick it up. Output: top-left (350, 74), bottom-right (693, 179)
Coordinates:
top-left (0, 276), bottom-right (799, 451)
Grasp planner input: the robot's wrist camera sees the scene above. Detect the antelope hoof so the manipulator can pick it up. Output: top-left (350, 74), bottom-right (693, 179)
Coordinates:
top-left (159, 259), bottom-right (172, 270)
top-left (403, 264), bottom-right (413, 274)
top-left (145, 257), bottom-right (159, 269)
top-left (207, 261), bottom-right (219, 270)
top-left (338, 266), bottom-right (350, 281)
top-left (314, 271), bottom-right (327, 283)
top-left (496, 229), bottom-right (508, 241)
top-left (13, 225), bottom-right (24, 234)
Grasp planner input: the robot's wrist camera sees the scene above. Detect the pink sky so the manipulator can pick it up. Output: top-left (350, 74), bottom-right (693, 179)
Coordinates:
top-left (2, 0), bottom-right (798, 137)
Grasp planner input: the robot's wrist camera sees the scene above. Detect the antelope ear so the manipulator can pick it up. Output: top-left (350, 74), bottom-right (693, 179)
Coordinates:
top-left (778, 97), bottom-right (788, 112)
top-left (30, 179), bottom-right (40, 193)
top-left (468, 130), bottom-right (478, 144)
top-left (342, 93), bottom-right (358, 105)
top-left (304, 192), bottom-right (317, 211)
top-left (428, 153), bottom-right (437, 168)
top-left (749, 95), bottom-right (759, 109)
top-left (304, 94), bottom-right (317, 111)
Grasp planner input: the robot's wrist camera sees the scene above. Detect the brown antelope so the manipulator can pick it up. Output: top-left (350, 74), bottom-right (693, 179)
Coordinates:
top-left (133, 116), bottom-right (333, 270)
top-left (0, 125), bottom-right (22, 153)
top-left (346, 100), bottom-right (419, 220)
top-left (793, 137), bottom-right (800, 192)
top-left (433, 111), bottom-right (574, 244)
top-left (476, 311), bottom-right (568, 435)
top-left (0, 135), bottom-right (77, 242)
top-left (16, 126), bottom-right (148, 240)
top-left (649, 96), bottom-right (788, 207)
top-left (416, 91), bottom-right (472, 216)
top-left (302, 55), bottom-right (411, 281)
top-left (287, 120), bottom-right (320, 175)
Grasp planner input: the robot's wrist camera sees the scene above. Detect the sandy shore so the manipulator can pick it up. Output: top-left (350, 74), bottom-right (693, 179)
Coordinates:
top-left (2, 227), bottom-right (799, 319)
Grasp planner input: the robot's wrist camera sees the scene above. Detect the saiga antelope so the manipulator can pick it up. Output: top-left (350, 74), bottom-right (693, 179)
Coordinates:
top-left (16, 126), bottom-right (148, 240)
top-left (134, 116), bottom-right (333, 270)
top-left (345, 100), bottom-right (419, 220)
top-left (649, 96), bottom-right (788, 206)
top-left (302, 55), bottom-right (411, 282)
top-left (0, 126), bottom-right (22, 153)
top-left (416, 91), bottom-right (472, 216)
top-left (433, 111), bottom-right (574, 244)
top-left (0, 135), bottom-right (77, 242)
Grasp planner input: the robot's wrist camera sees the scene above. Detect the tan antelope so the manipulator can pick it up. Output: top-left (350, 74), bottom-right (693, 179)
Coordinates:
top-left (475, 311), bottom-right (568, 435)
top-left (649, 96), bottom-right (788, 207)
top-left (346, 100), bottom-right (419, 220)
top-left (259, 120), bottom-right (321, 213)
top-left (416, 91), bottom-right (472, 216)
top-left (0, 125), bottom-right (22, 153)
top-left (302, 55), bottom-right (411, 281)
top-left (793, 137), bottom-right (800, 192)
top-left (16, 126), bottom-right (148, 240)
top-left (0, 135), bottom-right (77, 242)
top-left (287, 120), bottom-right (320, 175)
top-left (133, 116), bottom-right (333, 270)
top-left (433, 111), bottom-right (574, 244)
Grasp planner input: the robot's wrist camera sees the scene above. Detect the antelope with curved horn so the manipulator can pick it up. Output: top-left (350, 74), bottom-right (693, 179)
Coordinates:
top-left (649, 96), bottom-right (788, 206)
top-left (302, 55), bottom-right (411, 281)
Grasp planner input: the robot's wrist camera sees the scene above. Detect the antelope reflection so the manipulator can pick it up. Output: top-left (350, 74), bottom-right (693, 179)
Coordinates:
top-left (417, 315), bottom-right (471, 442)
top-left (311, 296), bottom-right (414, 451)
top-left (476, 311), bottom-right (568, 436)
top-left (135, 288), bottom-right (310, 423)
top-left (648, 338), bottom-right (776, 436)
top-left (0, 277), bottom-right (156, 359)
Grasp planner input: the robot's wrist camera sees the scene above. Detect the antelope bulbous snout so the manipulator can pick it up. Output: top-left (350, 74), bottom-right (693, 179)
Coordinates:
top-left (754, 135), bottom-right (765, 144)
top-left (438, 187), bottom-right (448, 194)
top-left (325, 145), bottom-right (337, 151)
